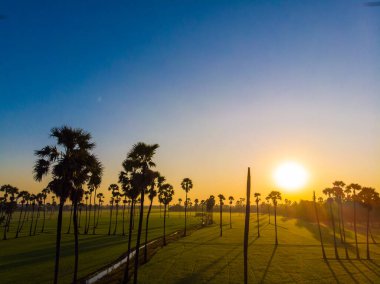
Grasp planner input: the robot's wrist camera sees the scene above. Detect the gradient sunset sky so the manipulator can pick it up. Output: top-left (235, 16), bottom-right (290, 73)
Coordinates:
top-left (1, 1), bottom-right (379, 202)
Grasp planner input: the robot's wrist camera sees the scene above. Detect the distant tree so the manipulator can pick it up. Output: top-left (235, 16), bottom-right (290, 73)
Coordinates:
top-left (205, 195), bottom-right (215, 224)
top-left (107, 184), bottom-right (118, 235)
top-left (17, 192), bottom-right (31, 236)
top-left (346, 183), bottom-right (362, 259)
top-left (244, 168), bottom-right (251, 284)
top-left (40, 187), bottom-right (50, 233)
top-left (218, 194), bottom-right (225, 236)
top-left (313, 191), bottom-right (326, 259)
top-left (0, 184), bottom-right (19, 240)
top-left (181, 178), bottom-right (193, 236)
top-left (254, 193), bottom-right (261, 237)
top-left (121, 193), bottom-right (128, 236)
top-left (267, 191), bottom-right (282, 245)
top-left (265, 198), bottom-right (271, 224)
top-left (200, 199), bottom-right (205, 224)
top-left (113, 190), bottom-right (121, 235)
top-left (228, 196), bottom-right (234, 229)
top-left (95, 192), bottom-right (104, 230)
top-left (33, 193), bottom-right (44, 235)
top-left (83, 190), bottom-right (90, 234)
top-left (332, 181), bottom-right (348, 258)
top-left (357, 187), bottom-right (379, 259)
top-left (15, 190), bottom-right (29, 238)
top-left (29, 194), bottom-right (37, 236)
top-left (159, 183), bottom-right (174, 246)
top-left (323, 187), bottom-right (339, 259)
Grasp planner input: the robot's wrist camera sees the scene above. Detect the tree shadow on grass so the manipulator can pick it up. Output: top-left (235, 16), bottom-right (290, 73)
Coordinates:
top-left (360, 260), bottom-right (380, 277)
top-left (337, 260), bottom-right (359, 284)
top-left (324, 259), bottom-right (340, 283)
top-left (260, 245), bottom-right (277, 283)
top-left (348, 260), bottom-right (373, 282)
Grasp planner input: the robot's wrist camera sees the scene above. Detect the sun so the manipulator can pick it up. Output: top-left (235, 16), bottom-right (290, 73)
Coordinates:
top-left (273, 161), bottom-right (309, 192)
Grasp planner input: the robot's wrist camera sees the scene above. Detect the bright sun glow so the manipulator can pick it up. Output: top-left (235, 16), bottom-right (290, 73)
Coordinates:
top-left (274, 161), bottom-right (309, 191)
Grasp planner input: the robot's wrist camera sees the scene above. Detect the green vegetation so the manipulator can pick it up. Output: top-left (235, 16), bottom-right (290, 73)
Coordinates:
top-left (136, 214), bottom-right (380, 284)
top-left (0, 209), bottom-right (200, 284)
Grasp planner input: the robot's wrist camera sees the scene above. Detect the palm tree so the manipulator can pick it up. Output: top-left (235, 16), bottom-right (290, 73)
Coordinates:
top-left (181, 178), bottom-right (193, 236)
top-left (33, 193), bottom-right (44, 235)
top-left (120, 142), bottom-right (159, 284)
top-left (332, 181), bottom-right (348, 258)
top-left (17, 192), bottom-right (30, 236)
top-left (95, 192), bottom-right (104, 230)
top-left (29, 194), bottom-right (37, 236)
top-left (323, 187), bottom-right (339, 259)
top-left (158, 183), bottom-right (174, 246)
top-left (1, 184), bottom-right (19, 240)
top-left (15, 190), bottom-right (29, 238)
top-left (144, 171), bottom-right (161, 263)
top-left (121, 193), bottom-right (128, 236)
top-left (267, 191), bottom-right (282, 245)
top-left (218, 194), bottom-right (225, 237)
top-left (83, 190), bottom-right (90, 234)
top-left (200, 199), bottom-right (205, 224)
top-left (254, 193), bottom-right (261, 237)
top-left (313, 191), bottom-right (326, 259)
top-left (113, 191), bottom-right (121, 235)
top-left (244, 168), bottom-right (251, 284)
top-left (194, 198), bottom-right (199, 214)
top-left (33, 125), bottom-right (103, 284)
top-left (107, 184), bottom-right (118, 235)
top-left (40, 187), bottom-right (50, 233)
top-left (357, 187), bottom-right (379, 259)
top-left (265, 198), bottom-right (271, 224)
top-left (228, 196), bottom-right (234, 229)
top-left (346, 183), bottom-right (362, 259)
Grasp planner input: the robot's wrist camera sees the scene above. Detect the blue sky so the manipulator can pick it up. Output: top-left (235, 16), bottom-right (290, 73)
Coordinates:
top-left (1, 1), bottom-right (379, 200)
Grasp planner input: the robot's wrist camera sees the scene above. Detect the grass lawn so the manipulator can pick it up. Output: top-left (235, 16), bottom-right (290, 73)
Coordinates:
top-left (134, 213), bottom-right (380, 283)
top-left (0, 208), bottom-right (200, 284)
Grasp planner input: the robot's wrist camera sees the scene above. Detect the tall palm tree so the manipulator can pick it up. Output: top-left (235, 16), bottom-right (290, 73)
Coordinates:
top-left (158, 183), bottom-right (174, 246)
top-left (313, 191), bottom-right (326, 259)
top-left (17, 192), bottom-right (30, 236)
top-left (332, 181), bottom-right (348, 258)
top-left (29, 194), bottom-right (37, 236)
top-left (254, 193), bottom-right (261, 237)
top-left (33, 125), bottom-right (103, 284)
top-left (181, 178), bottom-right (193, 236)
top-left (95, 192), bottom-right (104, 230)
top-left (267, 191), bottom-right (282, 245)
top-left (121, 193), bottom-right (128, 236)
top-left (228, 196), bottom-right (234, 229)
top-left (243, 168), bottom-right (251, 284)
top-left (194, 198), bottom-right (199, 214)
top-left (33, 193), bottom-right (44, 235)
top-left (218, 194), bottom-right (225, 237)
top-left (15, 190), bottom-right (29, 238)
top-left (357, 187), bottom-right (379, 259)
top-left (107, 184), bottom-right (118, 235)
top-left (200, 199), bottom-right (205, 224)
top-left (144, 171), bottom-right (161, 263)
top-left (113, 191), bottom-right (121, 235)
top-left (40, 187), bottom-right (50, 233)
top-left (120, 142), bottom-right (159, 284)
top-left (323, 187), bottom-right (339, 259)
top-left (265, 198), bottom-right (271, 224)
top-left (83, 190), bottom-right (90, 234)
top-left (346, 183), bottom-right (362, 259)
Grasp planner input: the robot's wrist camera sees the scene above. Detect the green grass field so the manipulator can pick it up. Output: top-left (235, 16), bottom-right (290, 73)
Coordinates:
top-left (133, 214), bottom-right (380, 283)
top-left (0, 208), bottom-right (200, 284)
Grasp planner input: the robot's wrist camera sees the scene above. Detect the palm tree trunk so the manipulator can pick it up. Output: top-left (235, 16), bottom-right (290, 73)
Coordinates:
top-left (3, 212), bottom-right (11, 240)
top-left (66, 204), bottom-right (73, 234)
top-left (229, 205), bottom-right (232, 229)
top-left (366, 208), bottom-right (370, 259)
top-left (133, 191), bottom-right (145, 284)
top-left (329, 201), bottom-right (339, 259)
top-left (256, 200), bottom-right (260, 238)
top-left (220, 203), bottom-right (223, 237)
top-left (108, 204), bottom-right (113, 235)
top-left (96, 201), bottom-right (101, 228)
top-left (73, 192), bottom-right (79, 284)
top-left (33, 205), bottom-right (41, 235)
top-left (15, 203), bottom-right (24, 238)
top-left (41, 200), bottom-right (47, 233)
top-left (122, 203), bottom-right (126, 236)
top-left (313, 195), bottom-right (326, 259)
top-left (274, 204), bottom-right (278, 245)
top-left (29, 204), bottom-right (35, 236)
top-left (87, 193), bottom-right (93, 233)
top-left (113, 204), bottom-right (119, 235)
top-left (83, 200), bottom-right (88, 234)
top-left (163, 204), bottom-right (167, 245)
top-left (340, 202), bottom-right (349, 259)
top-left (78, 207), bottom-right (82, 228)
top-left (144, 199), bottom-right (153, 263)
top-left (123, 201), bottom-right (134, 284)
top-left (243, 168), bottom-right (251, 284)
top-left (53, 200), bottom-right (64, 284)
top-left (184, 192), bottom-right (187, 236)
top-left (268, 205), bottom-right (271, 224)
top-left (92, 189), bottom-right (97, 234)
top-left (18, 203), bottom-right (29, 234)
top-left (353, 190), bottom-right (360, 259)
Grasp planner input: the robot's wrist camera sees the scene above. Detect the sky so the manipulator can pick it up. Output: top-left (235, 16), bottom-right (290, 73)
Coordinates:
top-left (1, 0), bottom-right (379, 203)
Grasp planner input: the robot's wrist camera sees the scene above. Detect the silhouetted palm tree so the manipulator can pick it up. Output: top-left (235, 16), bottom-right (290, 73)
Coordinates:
top-left (15, 190), bottom-right (29, 238)
top-left (218, 194), bottom-right (225, 237)
top-left (107, 184), bottom-right (118, 235)
top-left (323, 187), bottom-right (339, 259)
top-left (113, 190), bottom-right (121, 235)
top-left (33, 126), bottom-right (103, 284)
top-left (313, 191), bottom-right (326, 259)
top-left (181, 178), bottom-right (193, 236)
top-left (267, 191), bottom-right (282, 245)
top-left (194, 198), bottom-right (199, 214)
top-left (1, 184), bottom-right (19, 240)
top-left (244, 168), bottom-right (251, 284)
top-left (254, 193), bottom-right (261, 237)
top-left (200, 199), bottom-right (205, 224)
top-left (357, 187), bottom-right (379, 259)
top-left (346, 183), bottom-right (362, 258)
top-left (40, 187), bottom-right (50, 233)
top-left (120, 142), bottom-right (159, 284)
top-left (33, 193), bottom-right (44, 235)
top-left (17, 192), bottom-right (30, 236)
top-left (265, 199), bottom-right (271, 224)
top-left (228, 196), bottom-right (234, 229)
top-left (144, 171), bottom-right (161, 263)
top-left (158, 183), bottom-right (174, 246)
top-left (332, 181), bottom-right (348, 258)
top-left (95, 192), bottom-right (104, 230)
top-left (29, 194), bottom-right (37, 236)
